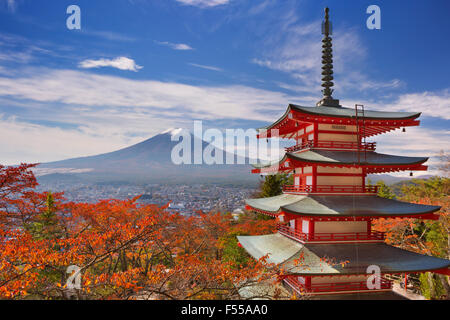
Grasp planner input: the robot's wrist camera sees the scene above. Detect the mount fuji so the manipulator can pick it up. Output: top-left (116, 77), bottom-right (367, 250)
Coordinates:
top-left (35, 129), bottom-right (257, 185)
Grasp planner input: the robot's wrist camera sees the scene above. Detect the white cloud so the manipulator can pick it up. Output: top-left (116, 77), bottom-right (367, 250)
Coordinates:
top-left (0, 115), bottom-right (139, 165)
top-left (374, 127), bottom-right (450, 177)
top-left (175, 0), bottom-right (229, 8)
top-left (188, 63), bottom-right (222, 72)
top-left (155, 41), bottom-right (193, 50)
top-left (0, 68), bottom-right (292, 122)
top-left (0, 66), bottom-right (447, 165)
top-left (340, 89), bottom-right (450, 120)
top-left (251, 11), bottom-right (401, 97)
top-left (79, 57), bottom-right (143, 72)
top-left (82, 30), bottom-right (136, 42)
top-left (4, 0), bottom-right (17, 12)
top-left (384, 89), bottom-right (450, 120)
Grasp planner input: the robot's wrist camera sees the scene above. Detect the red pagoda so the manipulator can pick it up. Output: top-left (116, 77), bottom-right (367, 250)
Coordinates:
top-left (238, 8), bottom-right (450, 298)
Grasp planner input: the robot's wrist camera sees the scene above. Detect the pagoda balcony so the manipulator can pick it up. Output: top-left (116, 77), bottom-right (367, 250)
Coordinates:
top-left (283, 276), bottom-right (392, 295)
top-left (285, 140), bottom-right (376, 153)
top-left (277, 224), bottom-right (385, 243)
top-left (282, 185), bottom-right (378, 194)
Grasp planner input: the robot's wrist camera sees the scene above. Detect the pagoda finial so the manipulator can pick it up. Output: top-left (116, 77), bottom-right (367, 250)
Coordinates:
top-left (316, 7), bottom-right (340, 107)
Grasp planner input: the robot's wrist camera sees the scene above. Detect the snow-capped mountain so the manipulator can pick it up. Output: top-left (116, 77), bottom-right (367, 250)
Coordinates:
top-left (36, 129), bottom-right (256, 184)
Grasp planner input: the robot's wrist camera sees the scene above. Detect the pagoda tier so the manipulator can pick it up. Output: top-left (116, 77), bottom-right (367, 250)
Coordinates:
top-left (238, 234), bottom-right (450, 295)
top-left (252, 150), bottom-right (428, 175)
top-left (245, 194), bottom-right (440, 220)
top-left (257, 104), bottom-right (421, 139)
top-left (238, 234), bottom-right (450, 275)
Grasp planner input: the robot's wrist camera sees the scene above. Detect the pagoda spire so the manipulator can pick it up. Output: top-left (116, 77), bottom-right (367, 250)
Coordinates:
top-left (316, 7), bottom-right (340, 107)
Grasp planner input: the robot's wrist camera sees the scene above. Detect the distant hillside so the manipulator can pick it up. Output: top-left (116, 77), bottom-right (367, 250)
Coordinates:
top-left (389, 176), bottom-right (440, 197)
top-left (367, 174), bottom-right (436, 186)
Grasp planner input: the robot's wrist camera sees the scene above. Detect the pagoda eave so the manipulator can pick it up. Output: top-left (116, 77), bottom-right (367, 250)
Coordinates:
top-left (252, 164), bottom-right (428, 175)
top-left (246, 206), bottom-right (440, 221)
top-left (237, 234), bottom-right (450, 276)
top-left (258, 105), bottom-right (421, 139)
top-left (245, 194), bottom-right (441, 219)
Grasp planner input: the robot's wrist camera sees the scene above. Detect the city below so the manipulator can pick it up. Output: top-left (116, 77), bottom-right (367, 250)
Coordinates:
top-left (37, 181), bottom-right (255, 216)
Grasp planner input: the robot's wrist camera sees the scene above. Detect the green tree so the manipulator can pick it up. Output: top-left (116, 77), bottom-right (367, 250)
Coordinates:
top-left (419, 272), bottom-right (446, 300)
top-left (376, 180), bottom-right (396, 199)
top-left (26, 192), bottom-right (62, 240)
top-left (256, 174), bottom-right (293, 198)
top-left (220, 232), bottom-right (250, 268)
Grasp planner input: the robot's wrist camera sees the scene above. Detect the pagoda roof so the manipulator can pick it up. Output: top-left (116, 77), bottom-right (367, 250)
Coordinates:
top-left (237, 233), bottom-right (450, 275)
top-left (245, 194), bottom-right (440, 217)
top-left (261, 104), bottom-right (421, 132)
top-left (252, 150), bottom-right (428, 170)
top-left (290, 104), bottom-right (420, 120)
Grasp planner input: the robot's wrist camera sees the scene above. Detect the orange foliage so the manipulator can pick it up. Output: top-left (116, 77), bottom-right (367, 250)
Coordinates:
top-left (0, 164), bottom-right (285, 300)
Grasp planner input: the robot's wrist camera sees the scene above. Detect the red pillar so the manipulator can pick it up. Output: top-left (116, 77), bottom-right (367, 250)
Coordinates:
top-left (313, 122), bottom-right (318, 143)
top-left (312, 165), bottom-right (317, 192)
top-left (367, 219), bottom-right (372, 234)
top-left (404, 273), bottom-right (408, 293)
top-left (305, 276), bottom-right (311, 291)
top-left (309, 219), bottom-right (315, 240)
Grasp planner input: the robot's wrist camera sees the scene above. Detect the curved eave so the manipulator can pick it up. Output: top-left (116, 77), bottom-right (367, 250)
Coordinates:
top-left (251, 151), bottom-right (429, 173)
top-left (287, 151), bottom-right (429, 167)
top-left (245, 194), bottom-right (441, 218)
top-left (258, 106), bottom-right (292, 132)
top-left (237, 234), bottom-right (450, 276)
top-left (289, 104), bottom-right (421, 121)
top-left (257, 104), bottom-right (422, 136)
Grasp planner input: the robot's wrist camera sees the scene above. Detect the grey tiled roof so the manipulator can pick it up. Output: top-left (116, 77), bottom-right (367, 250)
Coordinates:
top-left (237, 234), bottom-right (450, 275)
top-left (290, 104), bottom-right (420, 120)
top-left (252, 150), bottom-right (428, 169)
top-left (245, 194), bottom-right (440, 216)
top-left (260, 104), bottom-right (421, 131)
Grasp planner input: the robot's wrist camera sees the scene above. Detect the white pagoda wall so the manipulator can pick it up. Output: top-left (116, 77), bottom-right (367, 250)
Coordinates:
top-left (316, 166), bottom-right (363, 186)
top-left (311, 275), bottom-right (368, 285)
top-left (317, 176), bottom-right (363, 186)
top-left (317, 167), bottom-right (362, 174)
top-left (317, 124), bottom-right (358, 142)
top-left (314, 221), bottom-right (367, 233)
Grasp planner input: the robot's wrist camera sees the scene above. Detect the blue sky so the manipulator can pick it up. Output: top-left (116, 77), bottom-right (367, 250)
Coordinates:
top-left (0, 0), bottom-right (448, 174)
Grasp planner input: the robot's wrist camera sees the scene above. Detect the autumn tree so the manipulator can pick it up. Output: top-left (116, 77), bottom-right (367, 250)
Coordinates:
top-left (0, 164), bottom-right (289, 300)
top-left (372, 176), bottom-right (449, 299)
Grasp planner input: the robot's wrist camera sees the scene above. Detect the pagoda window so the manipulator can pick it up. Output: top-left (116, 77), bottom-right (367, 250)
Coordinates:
top-left (297, 276), bottom-right (306, 284)
top-left (303, 166), bottom-right (312, 174)
top-left (289, 219), bottom-right (296, 230)
top-left (301, 220), bottom-right (309, 234)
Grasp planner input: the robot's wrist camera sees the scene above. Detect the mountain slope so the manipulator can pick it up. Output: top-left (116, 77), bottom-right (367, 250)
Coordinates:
top-left (36, 129), bottom-right (257, 185)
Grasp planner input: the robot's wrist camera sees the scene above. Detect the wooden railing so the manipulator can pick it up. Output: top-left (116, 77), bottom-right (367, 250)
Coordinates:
top-left (282, 185), bottom-right (378, 194)
top-left (277, 224), bottom-right (385, 242)
top-left (285, 140), bottom-right (376, 153)
top-left (284, 276), bottom-right (392, 294)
